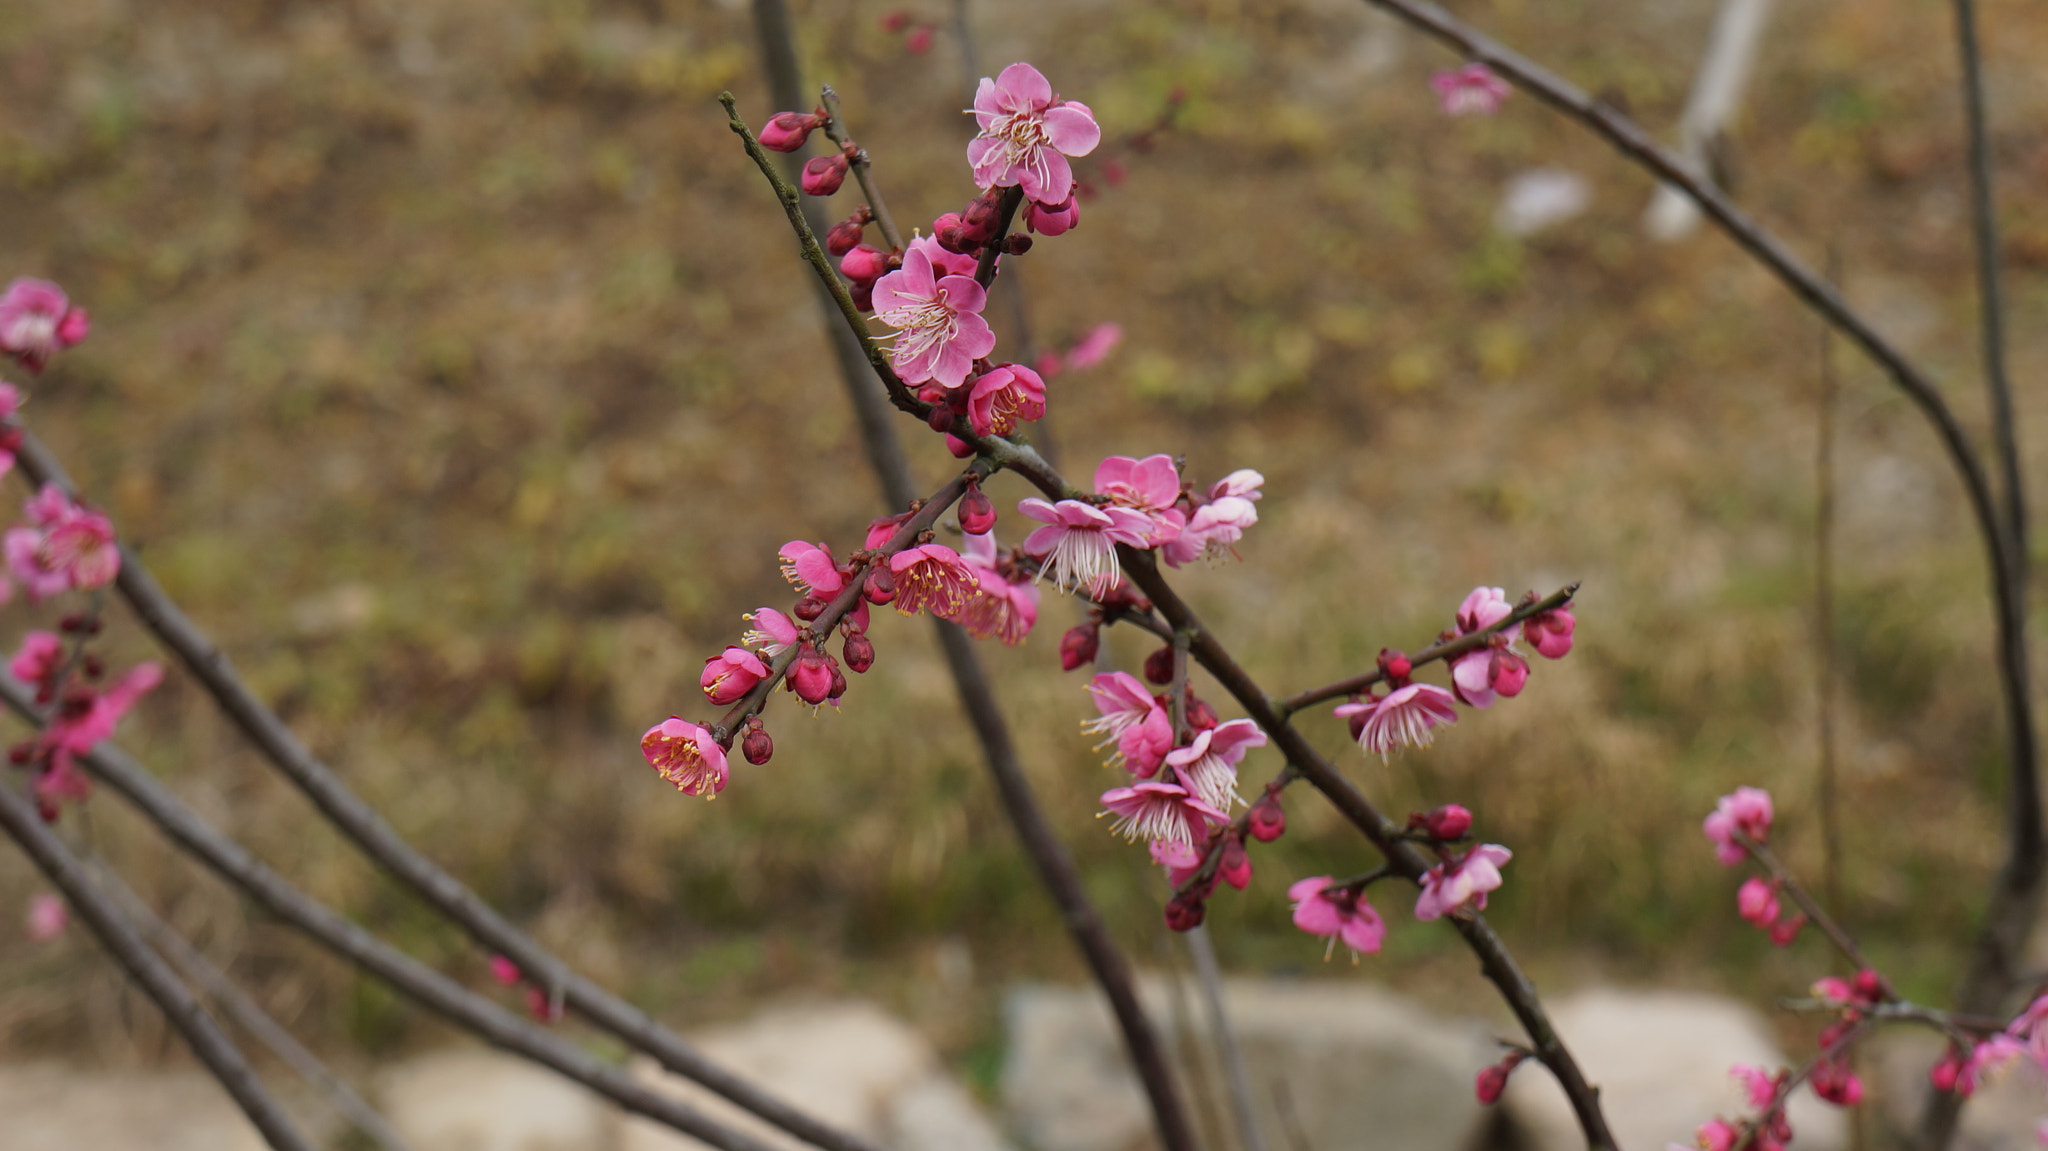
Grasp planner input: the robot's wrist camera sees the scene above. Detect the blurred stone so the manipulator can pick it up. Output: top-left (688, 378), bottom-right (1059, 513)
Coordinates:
top-left (1003, 978), bottom-right (1493, 1151)
top-left (377, 1048), bottom-right (609, 1151)
top-left (0, 1062), bottom-right (273, 1151)
top-left (1497, 988), bottom-right (1847, 1151)
top-left (1495, 170), bottom-right (1593, 237)
top-left (622, 999), bottom-right (1014, 1151)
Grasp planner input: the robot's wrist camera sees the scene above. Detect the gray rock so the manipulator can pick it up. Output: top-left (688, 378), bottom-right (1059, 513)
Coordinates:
top-left (377, 1048), bottom-right (611, 1151)
top-left (1003, 978), bottom-right (1494, 1151)
top-left (1498, 988), bottom-right (1847, 1151)
top-left (0, 1062), bottom-right (275, 1151)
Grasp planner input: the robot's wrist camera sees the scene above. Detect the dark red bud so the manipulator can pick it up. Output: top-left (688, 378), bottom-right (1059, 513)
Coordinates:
top-left (1852, 969), bottom-right (1884, 1001)
top-left (904, 25), bottom-right (933, 54)
top-left (792, 596), bottom-right (826, 622)
top-left (849, 280), bottom-right (874, 312)
top-left (1142, 644), bottom-right (1175, 685)
top-left (944, 433), bottom-right (974, 458)
top-left (1185, 693), bottom-right (1218, 731)
top-left (1163, 893), bottom-right (1206, 932)
top-left (7, 741), bottom-right (33, 766)
top-left (1377, 648), bottom-right (1412, 683)
top-left (1002, 233), bottom-right (1033, 255)
top-left (863, 566), bottom-right (897, 606)
top-left (0, 428), bottom-right (22, 454)
top-left (1768, 913), bottom-right (1808, 948)
top-left (742, 725), bottom-right (774, 765)
top-left (1247, 795), bottom-right (1286, 842)
top-left (1218, 837), bottom-right (1251, 890)
top-left (1059, 624), bottom-right (1100, 671)
top-left (81, 654), bottom-right (103, 680)
top-left (1422, 804), bottom-right (1473, 840)
top-left (1476, 1054), bottom-right (1525, 1104)
top-left (759, 111), bottom-right (823, 153)
top-left (825, 217), bottom-right (866, 256)
top-left (801, 154), bottom-right (849, 197)
top-left (879, 10), bottom-right (910, 32)
top-left (927, 402), bottom-right (956, 433)
top-left (828, 663), bottom-right (848, 701)
top-left (959, 483), bottom-right (996, 535)
top-left (843, 632), bottom-right (876, 673)
top-left (839, 244), bottom-right (892, 284)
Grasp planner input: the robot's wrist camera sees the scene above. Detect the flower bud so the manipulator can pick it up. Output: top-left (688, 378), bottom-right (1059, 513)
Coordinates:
top-left (1059, 623), bottom-right (1100, 671)
top-left (1218, 837), bottom-right (1251, 890)
top-left (759, 111), bottom-right (823, 153)
top-left (1768, 912), bottom-right (1807, 948)
top-left (793, 595), bottom-right (826, 621)
top-left (1852, 968), bottom-right (1884, 1002)
top-left (931, 212), bottom-right (971, 254)
top-left (1002, 233), bottom-right (1033, 255)
top-left (1474, 1064), bottom-right (1509, 1105)
top-left (1489, 649), bottom-right (1529, 697)
top-left (742, 723), bottom-right (774, 765)
top-left (1524, 606), bottom-right (1576, 659)
top-left (828, 662), bottom-right (848, 701)
top-left (1421, 804), bottom-right (1472, 840)
top-left (801, 154), bottom-right (850, 197)
top-left (825, 216), bottom-right (867, 256)
top-left (879, 9), bottom-right (910, 31)
top-left (904, 25), bottom-right (933, 54)
top-left (1142, 644), bottom-right (1175, 685)
top-left (944, 433), bottom-right (974, 458)
top-left (1247, 794), bottom-right (1286, 842)
top-left (959, 482), bottom-right (996, 535)
top-left (1025, 196), bottom-right (1079, 236)
top-left (489, 955), bottom-right (522, 987)
top-left (850, 281), bottom-right (875, 312)
top-left (789, 643), bottom-right (836, 705)
top-left (863, 566), bottom-right (897, 606)
top-left (1185, 693), bottom-right (1218, 731)
top-left (1377, 648), bottom-right (1412, 683)
top-left (839, 244), bottom-right (893, 284)
top-left (843, 631), bottom-right (876, 673)
top-left (1163, 892), bottom-right (1206, 932)
top-left (1929, 1051), bottom-right (1964, 1094)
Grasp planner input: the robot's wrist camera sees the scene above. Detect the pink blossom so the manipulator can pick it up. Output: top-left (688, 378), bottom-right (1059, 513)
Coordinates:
top-left (742, 607), bottom-right (800, 657)
top-left (701, 646), bottom-right (770, 706)
top-left (1703, 786), bottom-right (1774, 865)
top-left (1018, 497), bottom-right (1153, 597)
top-left (840, 245), bottom-right (893, 285)
top-left (967, 63), bottom-right (1101, 206)
top-left (0, 278), bottom-right (90, 373)
top-left (758, 111), bottom-right (823, 153)
top-left (641, 717), bottom-right (730, 798)
top-left (1164, 718), bottom-right (1267, 812)
top-left (1064, 322), bottom-right (1121, 370)
top-left (1162, 470), bottom-right (1264, 567)
top-left (1100, 780), bottom-right (1227, 846)
top-left (906, 234), bottom-right (981, 280)
top-left (1693, 1119), bottom-right (1739, 1151)
top-left (1094, 454), bottom-right (1185, 546)
top-left (1730, 1064), bottom-right (1778, 1110)
top-left (1025, 196), bottom-right (1079, 236)
top-left (5, 484), bottom-right (118, 599)
top-left (872, 247), bottom-right (996, 390)
top-left (889, 543), bottom-right (979, 618)
top-left (488, 954), bottom-right (522, 986)
top-left (1524, 605), bottom-right (1576, 659)
top-left (10, 629), bottom-right (62, 692)
top-left (787, 643), bottom-right (841, 706)
top-left (1431, 63), bottom-right (1512, 117)
top-left (1287, 876), bottom-right (1387, 959)
top-left (1083, 671), bottom-right (1174, 774)
top-left (954, 531), bottom-right (1039, 645)
top-left (1811, 1059), bottom-right (1862, 1107)
top-left (26, 893), bottom-right (67, 942)
top-left (778, 540), bottom-right (845, 597)
top-left (47, 662), bottom-right (162, 758)
top-left (1334, 683), bottom-right (1459, 761)
top-left (1414, 843), bottom-right (1512, 920)
top-left (801, 154), bottom-right (850, 197)
top-left (1150, 839), bottom-right (1203, 887)
top-left (1455, 586), bottom-right (1518, 638)
top-left (1736, 877), bottom-right (1779, 927)
top-left (966, 363), bottom-right (1046, 437)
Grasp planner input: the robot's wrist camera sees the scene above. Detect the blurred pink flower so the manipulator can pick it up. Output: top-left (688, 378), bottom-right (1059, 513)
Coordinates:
top-left (1431, 63), bottom-right (1511, 116)
top-left (642, 717), bottom-right (730, 799)
top-left (25, 893), bottom-right (67, 942)
top-left (0, 278), bottom-right (90, 373)
top-left (1736, 877), bottom-right (1780, 928)
top-left (1288, 876), bottom-right (1386, 959)
top-left (967, 63), bottom-right (1101, 206)
top-left (1703, 786), bottom-right (1774, 865)
top-left (872, 247), bottom-right (996, 390)
top-left (1415, 843), bottom-right (1512, 920)
top-left (488, 954), bottom-right (522, 986)
top-left (1334, 683), bottom-right (1458, 761)
top-left (5, 484), bottom-right (118, 600)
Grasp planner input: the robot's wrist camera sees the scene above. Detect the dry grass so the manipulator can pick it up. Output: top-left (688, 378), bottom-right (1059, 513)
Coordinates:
top-left (0, 0), bottom-right (2045, 1072)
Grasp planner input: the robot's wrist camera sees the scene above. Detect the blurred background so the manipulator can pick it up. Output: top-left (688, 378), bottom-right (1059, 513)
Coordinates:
top-left (0, 0), bottom-right (2044, 1095)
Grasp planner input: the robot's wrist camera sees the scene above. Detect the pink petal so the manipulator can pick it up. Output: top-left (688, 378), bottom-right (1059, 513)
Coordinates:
top-left (1042, 103), bottom-right (1102, 156)
top-left (994, 62), bottom-right (1052, 110)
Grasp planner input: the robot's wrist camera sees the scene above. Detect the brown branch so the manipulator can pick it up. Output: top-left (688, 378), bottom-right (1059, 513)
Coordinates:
top-left (5, 431), bottom-right (885, 1151)
top-left (0, 780), bottom-right (318, 1151)
top-left (819, 86), bottom-right (905, 254)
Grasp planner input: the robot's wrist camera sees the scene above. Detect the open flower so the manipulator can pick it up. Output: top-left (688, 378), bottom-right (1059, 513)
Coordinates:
top-left (955, 531), bottom-right (1039, 645)
top-left (778, 540), bottom-right (845, 598)
top-left (872, 247), bottom-right (996, 390)
top-left (5, 484), bottom-right (119, 600)
top-left (1100, 780), bottom-right (1227, 846)
top-left (1431, 63), bottom-right (1511, 117)
top-left (0, 278), bottom-right (90, 373)
top-left (642, 718), bottom-right (730, 799)
top-left (1018, 498), bottom-right (1153, 597)
top-left (966, 363), bottom-right (1046, 437)
top-left (1334, 683), bottom-right (1458, 761)
top-left (1414, 844), bottom-right (1512, 920)
top-left (701, 647), bottom-right (770, 706)
top-left (1161, 470), bottom-right (1264, 567)
top-left (1703, 786), bottom-right (1774, 866)
top-left (1288, 877), bottom-right (1387, 959)
top-left (1165, 719), bottom-right (1267, 812)
top-left (967, 62), bottom-right (1101, 206)
top-left (741, 607), bottom-right (800, 657)
top-left (888, 543), bottom-right (978, 618)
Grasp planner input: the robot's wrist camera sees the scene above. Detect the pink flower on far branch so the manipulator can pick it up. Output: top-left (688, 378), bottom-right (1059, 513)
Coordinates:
top-left (872, 247), bottom-right (996, 390)
top-left (1334, 683), bottom-right (1458, 761)
top-left (1161, 470), bottom-right (1264, 568)
top-left (1100, 780), bottom-right (1226, 846)
top-left (1523, 605), bottom-right (1576, 659)
top-left (1288, 876), bottom-right (1387, 960)
top-left (0, 278), bottom-right (90, 373)
top-left (1432, 63), bottom-right (1512, 117)
top-left (5, 483), bottom-right (119, 600)
top-left (888, 543), bottom-right (978, 619)
top-left (1703, 786), bottom-right (1774, 865)
top-left (641, 717), bottom-right (730, 799)
top-left (968, 63), bottom-right (1102, 207)
top-left (1018, 497), bottom-right (1153, 598)
top-left (26, 893), bottom-right (68, 942)
top-left (1414, 844), bottom-right (1512, 920)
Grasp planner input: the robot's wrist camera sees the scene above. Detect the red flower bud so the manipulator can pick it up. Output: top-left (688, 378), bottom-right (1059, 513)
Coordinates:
top-left (1489, 649), bottom-right (1529, 697)
top-left (1024, 196), bottom-right (1079, 236)
top-left (1142, 644), bottom-right (1175, 685)
top-left (843, 631), bottom-right (876, 673)
top-left (789, 644), bottom-right (836, 705)
top-left (1421, 804), bottom-right (1472, 840)
top-left (828, 662), bottom-right (848, 702)
top-left (879, 10), bottom-right (910, 32)
top-left (825, 217), bottom-right (867, 256)
top-left (1059, 623), bottom-right (1100, 671)
top-left (944, 433), bottom-right (974, 458)
top-left (1768, 912), bottom-right (1807, 948)
top-left (1218, 837), bottom-right (1251, 890)
top-left (801, 154), bottom-right (850, 197)
top-left (1475, 1065), bottom-right (1510, 1105)
top-left (959, 482), bottom-right (997, 535)
top-left (1163, 892), bottom-right (1206, 932)
top-left (904, 25), bottom-right (933, 54)
top-left (863, 566), bottom-right (897, 606)
top-left (1247, 794), bottom-right (1286, 842)
top-left (849, 281), bottom-right (875, 312)
top-left (759, 111), bottom-right (823, 153)
top-left (793, 596), bottom-right (827, 621)
top-left (1851, 969), bottom-right (1884, 1002)
top-left (1002, 233), bottom-right (1033, 255)
top-left (742, 723), bottom-right (774, 765)
top-left (839, 244), bottom-right (892, 284)
top-left (1377, 648), bottom-right (1412, 683)
top-left (1185, 693), bottom-right (1218, 731)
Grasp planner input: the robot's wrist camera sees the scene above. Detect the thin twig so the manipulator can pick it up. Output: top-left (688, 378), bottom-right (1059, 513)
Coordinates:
top-left (1817, 249), bottom-right (1842, 920)
top-left (0, 780), bottom-right (317, 1151)
top-left (6, 431), bottom-right (884, 1151)
top-left (1186, 925), bottom-right (1267, 1151)
top-left (820, 86), bottom-right (905, 253)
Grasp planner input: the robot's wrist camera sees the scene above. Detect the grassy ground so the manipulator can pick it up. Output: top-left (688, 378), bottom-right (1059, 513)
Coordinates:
top-left (0, 0), bottom-right (2045, 1082)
